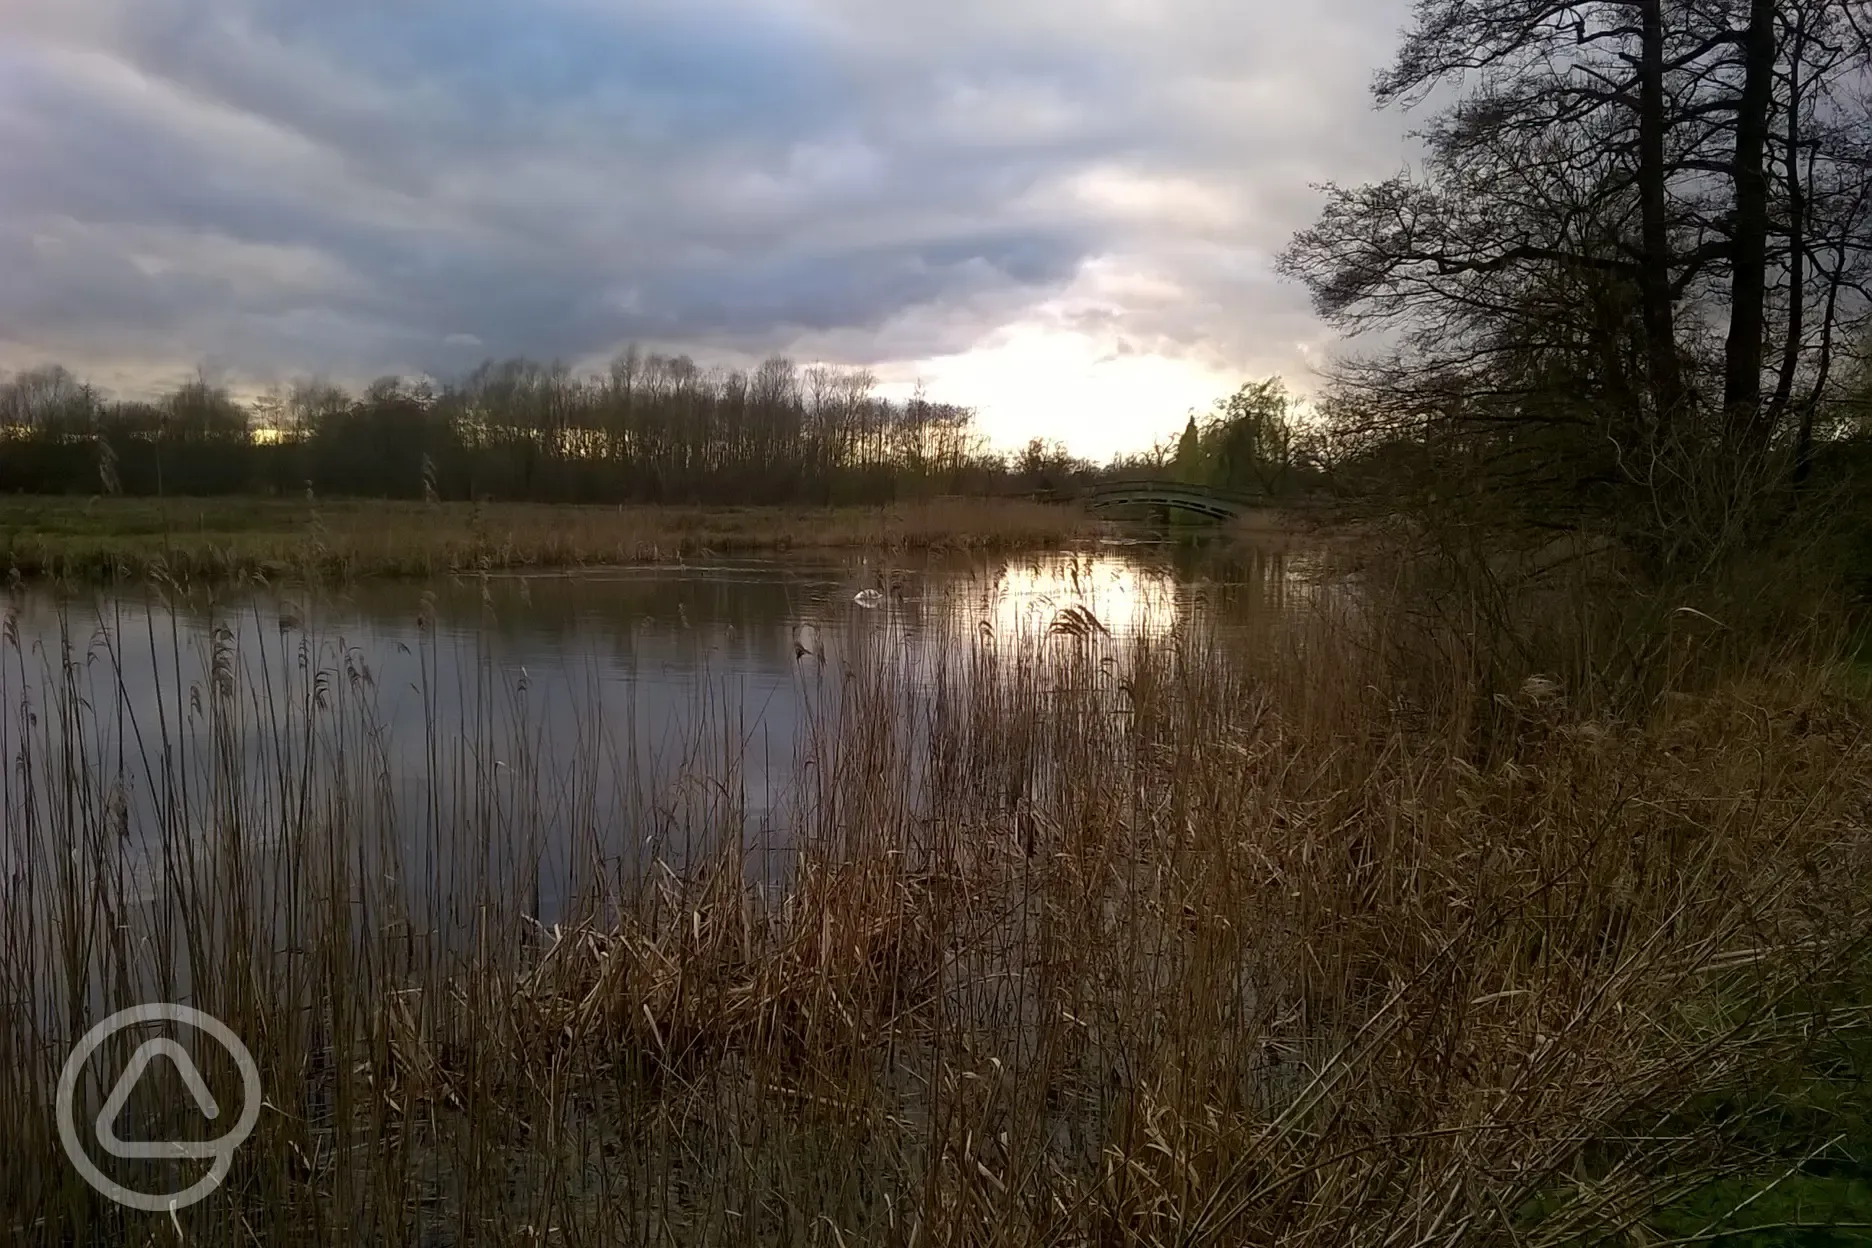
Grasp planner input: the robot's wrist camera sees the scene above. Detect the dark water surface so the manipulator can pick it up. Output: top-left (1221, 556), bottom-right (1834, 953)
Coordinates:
top-left (0, 544), bottom-right (1327, 940)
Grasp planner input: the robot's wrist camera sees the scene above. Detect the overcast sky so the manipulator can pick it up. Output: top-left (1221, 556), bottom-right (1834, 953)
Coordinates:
top-left (0, 0), bottom-right (1416, 461)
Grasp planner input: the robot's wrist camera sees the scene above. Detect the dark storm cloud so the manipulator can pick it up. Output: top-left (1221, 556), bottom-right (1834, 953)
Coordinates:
top-left (0, 0), bottom-right (1414, 407)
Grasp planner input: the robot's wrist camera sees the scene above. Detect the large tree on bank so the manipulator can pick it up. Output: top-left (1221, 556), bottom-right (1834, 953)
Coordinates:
top-left (1280, 0), bottom-right (1872, 559)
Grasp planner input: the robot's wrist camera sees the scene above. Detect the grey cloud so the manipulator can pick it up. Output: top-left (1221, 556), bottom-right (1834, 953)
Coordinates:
top-left (0, 0), bottom-right (1418, 427)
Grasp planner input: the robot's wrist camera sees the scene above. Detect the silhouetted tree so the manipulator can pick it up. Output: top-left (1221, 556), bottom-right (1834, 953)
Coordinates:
top-left (1281, 0), bottom-right (1872, 563)
top-left (0, 354), bottom-right (1033, 505)
top-left (1174, 417), bottom-right (1202, 483)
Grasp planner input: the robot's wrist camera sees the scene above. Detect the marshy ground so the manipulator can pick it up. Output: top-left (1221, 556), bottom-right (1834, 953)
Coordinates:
top-left (0, 536), bottom-right (1867, 1246)
top-left (0, 494), bottom-right (1119, 583)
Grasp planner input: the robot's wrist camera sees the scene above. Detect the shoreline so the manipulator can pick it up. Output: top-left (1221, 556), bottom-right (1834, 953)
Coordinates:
top-left (0, 493), bottom-right (1316, 585)
top-left (0, 494), bottom-right (1122, 584)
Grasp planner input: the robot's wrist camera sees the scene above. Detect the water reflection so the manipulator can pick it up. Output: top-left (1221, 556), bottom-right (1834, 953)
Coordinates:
top-left (0, 543), bottom-right (1347, 1040)
top-left (0, 545), bottom-right (1322, 911)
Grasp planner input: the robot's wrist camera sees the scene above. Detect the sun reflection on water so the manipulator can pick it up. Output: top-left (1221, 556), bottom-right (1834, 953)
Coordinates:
top-left (953, 552), bottom-right (1184, 642)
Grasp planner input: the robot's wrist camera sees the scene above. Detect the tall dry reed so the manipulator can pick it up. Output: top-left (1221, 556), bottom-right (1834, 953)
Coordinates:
top-left (0, 567), bottom-right (1866, 1245)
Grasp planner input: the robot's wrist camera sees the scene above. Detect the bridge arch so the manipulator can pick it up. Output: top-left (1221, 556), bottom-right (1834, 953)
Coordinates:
top-left (1081, 480), bottom-right (1263, 521)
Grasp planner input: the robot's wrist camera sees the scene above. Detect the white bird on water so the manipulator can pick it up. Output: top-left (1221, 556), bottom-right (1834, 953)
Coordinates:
top-left (851, 560), bottom-right (903, 609)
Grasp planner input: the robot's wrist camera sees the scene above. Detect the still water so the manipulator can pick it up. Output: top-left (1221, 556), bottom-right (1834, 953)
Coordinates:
top-left (0, 545), bottom-right (1326, 934)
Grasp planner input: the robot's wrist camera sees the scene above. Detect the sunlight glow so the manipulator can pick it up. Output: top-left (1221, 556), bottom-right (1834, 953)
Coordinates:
top-left (883, 327), bottom-right (1237, 464)
top-left (952, 552), bottom-right (1182, 641)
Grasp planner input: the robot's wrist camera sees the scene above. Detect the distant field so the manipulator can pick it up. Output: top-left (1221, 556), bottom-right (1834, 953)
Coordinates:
top-left (0, 494), bottom-right (1111, 582)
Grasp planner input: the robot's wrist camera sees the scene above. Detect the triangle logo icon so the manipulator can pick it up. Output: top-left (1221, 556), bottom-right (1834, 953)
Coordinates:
top-left (95, 1039), bottom-right (225, 1160)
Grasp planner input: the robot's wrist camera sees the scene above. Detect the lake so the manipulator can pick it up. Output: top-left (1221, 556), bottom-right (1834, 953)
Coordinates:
top-left (0, 541), bottom-right (1332, 1021)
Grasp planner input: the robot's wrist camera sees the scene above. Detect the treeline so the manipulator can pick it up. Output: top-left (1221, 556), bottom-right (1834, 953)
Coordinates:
top-left (1165, 377), bottom-right (1330, 497)
top-left (1277, 0), bottom-right (1872, 572)
top-left (0, 352), bottom-right (1107, 505)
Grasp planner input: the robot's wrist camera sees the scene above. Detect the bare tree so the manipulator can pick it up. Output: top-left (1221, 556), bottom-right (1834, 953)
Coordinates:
top-left (1281, 0), bottom-right (1872, 557)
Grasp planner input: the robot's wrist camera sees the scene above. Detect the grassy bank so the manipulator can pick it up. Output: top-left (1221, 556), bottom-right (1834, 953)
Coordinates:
top-left (1, 558), bottom-right (1867, 1244)
top-left (0, 494), bottom-right (1110, 582)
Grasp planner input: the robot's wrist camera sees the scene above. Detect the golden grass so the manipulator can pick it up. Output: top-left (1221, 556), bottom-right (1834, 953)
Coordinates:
top-left (1, 570), bottom-right (1867, 1244)
top-left (0, 494), bottom-right (1108, 582)
top-left (1221, 502), bottom-right (1337, 544)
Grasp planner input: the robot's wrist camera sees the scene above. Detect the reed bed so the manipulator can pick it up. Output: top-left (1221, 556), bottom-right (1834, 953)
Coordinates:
top-left (0, 568), bottom-right (1867, 1246)
top-left (0, 495), bottom-right (1106, 584)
